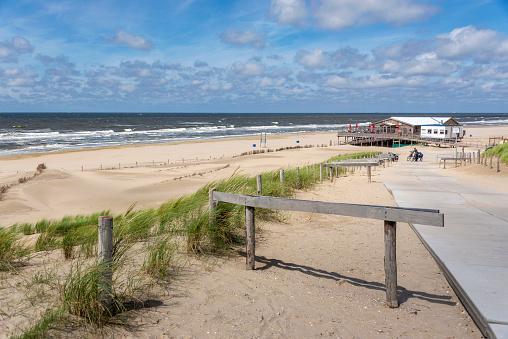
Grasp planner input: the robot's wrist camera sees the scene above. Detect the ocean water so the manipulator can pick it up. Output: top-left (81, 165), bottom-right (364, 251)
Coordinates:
top-left (1, 112), bottom-right (507, 157)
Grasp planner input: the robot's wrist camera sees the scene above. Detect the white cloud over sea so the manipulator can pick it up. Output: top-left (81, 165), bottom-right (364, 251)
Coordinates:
top-left (1, 0), bottom-right (508, 112)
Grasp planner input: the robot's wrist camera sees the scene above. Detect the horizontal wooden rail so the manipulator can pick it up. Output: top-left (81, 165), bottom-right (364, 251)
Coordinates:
top-left (210, 189), bottom-right (444, 308)
top-left (212, 191), bottom-right (443, 226)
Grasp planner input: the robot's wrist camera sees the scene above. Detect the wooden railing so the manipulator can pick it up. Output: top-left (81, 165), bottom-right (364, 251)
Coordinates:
top-left (209, 190), bottom-right (444, 308)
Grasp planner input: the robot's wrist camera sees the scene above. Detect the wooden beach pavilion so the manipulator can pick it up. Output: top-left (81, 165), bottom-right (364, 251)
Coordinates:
top-left (337, 117), bottom-right (463, 148)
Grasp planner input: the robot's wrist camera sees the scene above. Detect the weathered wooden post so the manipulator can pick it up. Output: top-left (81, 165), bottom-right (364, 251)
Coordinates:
top-left (443, 159), bottom-right (446, 169)
top-left (98, 216), bottom-right (113, 311)
top-left (490, 156), bottom-right (493, 169)
top-left (497, 155), bottom-right (501, 172)
top-left (480, 154), bottom-right (483, 165)
top-left (477, 150), bottom-right (480, 164)
top-left (296, 167), bottom-right (300, 188)
top-left (367, 165), bottom-right (372, 183)
top-left (485, 155), bottom-right (488, 167)
top-left (320, 163), bottom-right (323, 183)
top-left (246, 206), bottom-right (255, 270)
top-left (330, 166), bottom-right (333, 183)
top-left (209, 188), bottom-right (216, 226)
top-left (313, 164), bottom-right (316, 183)
top-left (256, 175), bottom-right (262, 195)
top-left (280, 169), bottom-right (285, 195)
top-left (384, 220), bottom-right (398, 308)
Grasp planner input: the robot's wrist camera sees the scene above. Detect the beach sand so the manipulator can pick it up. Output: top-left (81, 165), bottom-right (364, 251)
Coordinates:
top-left (1, 126), bottom-right (507, 337)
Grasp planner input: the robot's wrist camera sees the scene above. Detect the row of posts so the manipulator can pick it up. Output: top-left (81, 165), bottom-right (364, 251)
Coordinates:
top-left (443, 151), bottom-right (501, 173)
top-left (97, 157), bottom-right (384, 311)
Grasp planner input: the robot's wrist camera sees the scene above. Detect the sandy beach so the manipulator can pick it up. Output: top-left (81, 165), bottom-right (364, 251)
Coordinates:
top-left (1, 125), bottom-right (507, 337)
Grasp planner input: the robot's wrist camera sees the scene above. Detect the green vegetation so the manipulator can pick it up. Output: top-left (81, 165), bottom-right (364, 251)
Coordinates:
top-left (485, 142), bottom-right (508, 163)
top-left (3, 151), bottom-right (380, 337)
top-left (0, 226), bottom-right (29, 271)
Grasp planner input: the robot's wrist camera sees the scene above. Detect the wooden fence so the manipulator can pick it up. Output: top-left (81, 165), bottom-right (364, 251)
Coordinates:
top-left (208, 190), bottom-right (444, 308)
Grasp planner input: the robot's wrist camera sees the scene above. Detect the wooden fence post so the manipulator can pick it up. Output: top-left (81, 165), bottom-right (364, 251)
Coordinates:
top-left (367, 166), bottom-right (372, 183)
top-left (498, 155), bottom-right (501, 173)
top-left (246, 206), bottom-right (255, 270)
top-left (384, 220), bottom-right (398, 308)
top-left (296, 167), bottom-right (300, 188)
top-left (209, 188), bottom-right (216, 226)
top-left (320, 163), bottom-right (323, 183)
top-left (485, 155), bottom-right (488, 167)
top-left (280, 170), bottom-right (285, 195)
top-left (490, 156), bottom-right (493, 169)
top-left (256, 175), bottom-right (262, 195)
top-left (98, 216), bottom-right (113, 310)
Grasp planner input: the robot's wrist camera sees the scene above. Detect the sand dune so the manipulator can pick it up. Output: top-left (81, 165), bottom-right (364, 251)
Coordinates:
top-left (1, 126), bottom-right (506, 337)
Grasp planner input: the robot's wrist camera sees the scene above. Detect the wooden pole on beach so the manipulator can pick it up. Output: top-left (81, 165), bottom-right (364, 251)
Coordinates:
top-left (98, 216), bottom-right (113, 311)
top-left (367, 165), bottom-right (372, 183)
top-left (490, 156), bottom-right (493, 169)
top-left (246, 206), bottom-right (255, 270)
top-left (296, 167), bottom-right (300, 188)
top-left (280, 170), bottom-right (285, 195)
top-left (209, 188), bottom-right (216, 227)
top-left (320, 163), bottom-right (323, 183)
top-left (256, 175), bottom-right (262, 195)
top-left (384, 220), bottom-right (398, 308)
top-left (498, 155), bottom-right (501, 172)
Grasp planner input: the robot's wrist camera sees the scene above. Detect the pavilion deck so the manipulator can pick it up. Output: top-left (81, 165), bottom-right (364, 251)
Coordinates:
top-left (337, 131), bottom-right (458, 148)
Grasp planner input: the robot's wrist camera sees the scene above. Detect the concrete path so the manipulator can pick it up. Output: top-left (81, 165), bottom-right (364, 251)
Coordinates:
top-left (380, 149), bottom-right (508, 339)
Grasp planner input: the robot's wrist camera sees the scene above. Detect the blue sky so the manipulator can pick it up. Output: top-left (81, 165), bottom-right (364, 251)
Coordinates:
top-left (1, 0), bottom-right (508, 113)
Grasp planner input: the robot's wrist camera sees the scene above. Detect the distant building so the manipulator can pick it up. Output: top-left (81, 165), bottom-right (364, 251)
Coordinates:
top-left (374, 117), bottom-right (463, 139)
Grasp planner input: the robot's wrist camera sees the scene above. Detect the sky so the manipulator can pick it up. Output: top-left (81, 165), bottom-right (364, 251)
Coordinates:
top-left (1, 0), bottom-right (508, 113)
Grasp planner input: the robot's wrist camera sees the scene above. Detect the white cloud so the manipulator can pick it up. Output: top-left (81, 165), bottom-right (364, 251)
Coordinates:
top-left (108, 30), bottom-right (154, 50)
top-left (382, 53), bottom-right (458, 76)
top-left (259, 77), bottom-right (286, 87)
top-left (6, 78), bottom-right (35, 87)
top-left (463, 65), bottom-right (508, 80)
top-left (324, 75), bottom-right (348, 88)
top-left (219, 28), bottom-right (265, 49)
top-left (0, 36), bottom-right (34, 62)
top-left (295, 48), bottom-right (331, 69)
top-left (269, 0), bottom-right (307, 27)
top-left (227, 61), bottom-right (265, 78)
top-left (436, 26), bottom-right (508, 63)
top-left (259, 77), bottom-right (275, 87)
top-left (313, 0), bottom-right (439, 30)
top-left (1, 67), bottom-right (38, 78)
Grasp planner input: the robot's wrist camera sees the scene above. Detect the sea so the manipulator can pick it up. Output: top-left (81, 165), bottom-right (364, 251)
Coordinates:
top-left (1, 112), bottom-right (508, 157)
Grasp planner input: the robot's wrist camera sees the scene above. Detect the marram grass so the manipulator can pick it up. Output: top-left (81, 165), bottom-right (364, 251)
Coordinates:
top-left (484, 142), bottom-right (508, 163)
top-left (5, 151), bottom-right (380, 336)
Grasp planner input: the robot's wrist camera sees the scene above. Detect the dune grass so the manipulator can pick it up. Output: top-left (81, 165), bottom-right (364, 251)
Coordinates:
top-left (0, 226), bottom-right (30, 271)
top-left (4, 151), bottom-right (380, 336)
top-left (484, 142), bottom-right (508, 163)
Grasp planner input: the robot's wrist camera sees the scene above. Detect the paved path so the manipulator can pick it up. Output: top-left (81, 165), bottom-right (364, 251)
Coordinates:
top-left (380, 151), bottom-right (508, 339)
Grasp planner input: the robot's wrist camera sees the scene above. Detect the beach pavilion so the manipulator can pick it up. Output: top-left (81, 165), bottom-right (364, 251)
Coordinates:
top-left (374, 117), bottom-right (462, 138)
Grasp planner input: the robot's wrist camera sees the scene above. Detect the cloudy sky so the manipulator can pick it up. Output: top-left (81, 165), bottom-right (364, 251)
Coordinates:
top-left (1, 0), bottom-right (508, 113)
